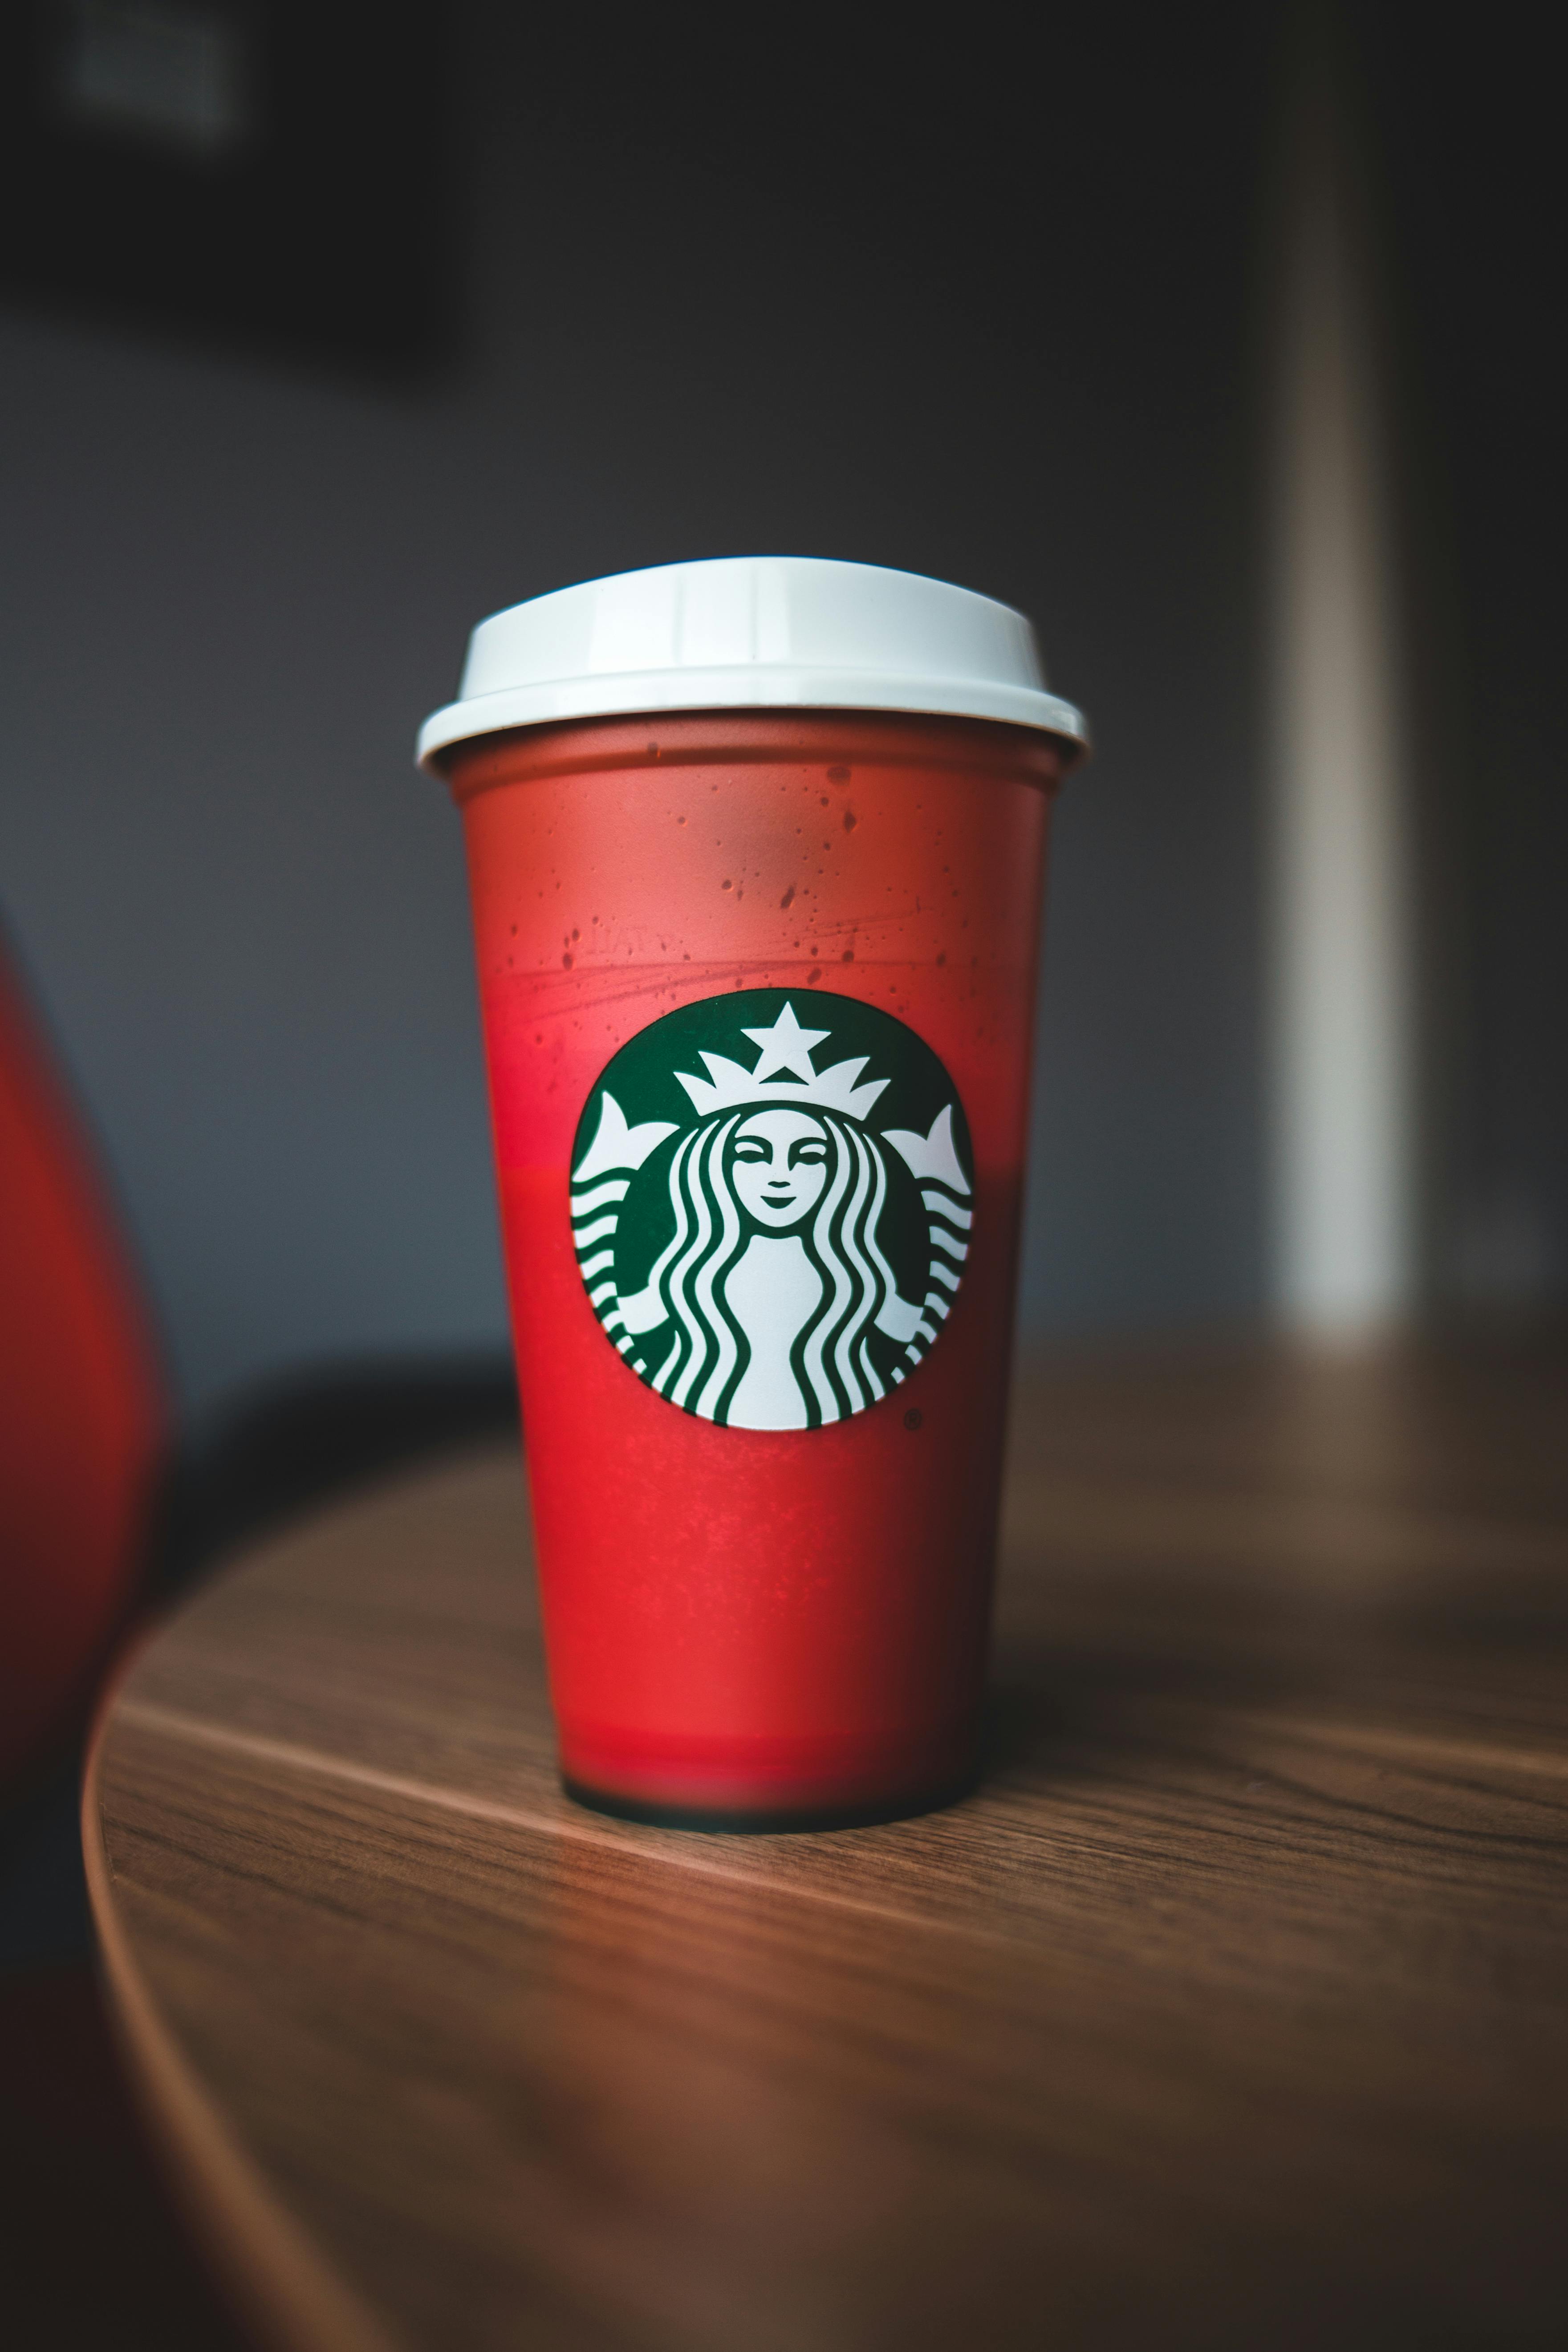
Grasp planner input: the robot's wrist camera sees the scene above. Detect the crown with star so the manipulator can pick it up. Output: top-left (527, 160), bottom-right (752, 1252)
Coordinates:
top-left (674, 1001), bottom-right (890, 1121)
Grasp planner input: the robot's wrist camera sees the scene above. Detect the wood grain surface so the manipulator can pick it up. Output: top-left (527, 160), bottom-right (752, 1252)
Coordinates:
top-left (85, 1336), bottom-right (1568, 2352)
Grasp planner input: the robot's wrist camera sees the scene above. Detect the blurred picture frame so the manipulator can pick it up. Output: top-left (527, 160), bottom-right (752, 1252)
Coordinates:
top-left (0, 1), bottom-right (454, 381)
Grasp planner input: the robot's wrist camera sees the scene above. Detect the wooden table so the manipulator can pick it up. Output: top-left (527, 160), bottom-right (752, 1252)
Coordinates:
top-left (85, 1338), bottom-right (1568, 2352)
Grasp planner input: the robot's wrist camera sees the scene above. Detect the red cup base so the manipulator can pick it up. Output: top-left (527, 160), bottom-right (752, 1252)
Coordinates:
top-left (561, 1764), bottom-right (978, 1835)
top-left (558, 1713), bottom-right (980, 1833)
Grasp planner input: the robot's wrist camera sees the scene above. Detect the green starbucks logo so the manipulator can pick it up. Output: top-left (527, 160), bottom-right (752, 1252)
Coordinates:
top-left (570, 989), bottom-right (973, 1430)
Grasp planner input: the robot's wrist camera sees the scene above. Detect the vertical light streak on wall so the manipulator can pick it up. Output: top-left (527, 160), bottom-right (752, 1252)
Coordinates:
top-left (1270, 67), bottom-right (1416, 1333)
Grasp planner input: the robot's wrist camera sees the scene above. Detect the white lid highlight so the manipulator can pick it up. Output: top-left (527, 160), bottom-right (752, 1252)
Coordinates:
top-left (417, 557), bottom-right (1088, 769)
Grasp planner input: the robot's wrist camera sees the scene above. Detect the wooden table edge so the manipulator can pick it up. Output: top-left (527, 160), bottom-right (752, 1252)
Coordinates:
top-left (81, 1633), bottom-right (403, 2352)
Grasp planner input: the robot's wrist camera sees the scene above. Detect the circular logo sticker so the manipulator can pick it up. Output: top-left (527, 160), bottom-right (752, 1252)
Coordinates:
top-left (569, 990), bottom-right (974, 1430)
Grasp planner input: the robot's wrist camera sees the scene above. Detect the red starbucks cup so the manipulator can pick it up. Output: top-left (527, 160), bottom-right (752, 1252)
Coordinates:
top-left (418, 559), bottom-right (1087, 1826)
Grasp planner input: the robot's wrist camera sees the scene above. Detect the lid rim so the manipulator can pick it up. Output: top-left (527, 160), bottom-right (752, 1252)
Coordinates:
top-left (418, 666), bottom-right (1089, 772)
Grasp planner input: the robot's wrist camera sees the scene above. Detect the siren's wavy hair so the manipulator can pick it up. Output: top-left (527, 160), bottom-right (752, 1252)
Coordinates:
top-left (642, 1108), bottom-right (904, 1426)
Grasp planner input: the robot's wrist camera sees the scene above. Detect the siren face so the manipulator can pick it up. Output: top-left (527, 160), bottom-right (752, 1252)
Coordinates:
top-left (731, 1109), bottom-right (831, 1229)
top-left (569, 990), bottom-right (975, 1432)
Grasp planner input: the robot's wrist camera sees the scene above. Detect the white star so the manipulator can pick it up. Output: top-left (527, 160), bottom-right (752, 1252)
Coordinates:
top-left (742, 1001), bottom-right (830, 1084)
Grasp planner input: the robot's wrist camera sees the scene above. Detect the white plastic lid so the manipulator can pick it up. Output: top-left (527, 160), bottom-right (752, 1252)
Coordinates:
top-left (416, 556), bottom-right (1088, 770)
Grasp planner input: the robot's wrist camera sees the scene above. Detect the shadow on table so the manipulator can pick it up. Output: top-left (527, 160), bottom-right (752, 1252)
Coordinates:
top-left (3, 1348), bottom-right (518, 1979)
top-left (151, 1348), bottom-right (519, 1605)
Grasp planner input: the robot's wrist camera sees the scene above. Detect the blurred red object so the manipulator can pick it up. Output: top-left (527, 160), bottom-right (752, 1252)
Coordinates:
top-left (0, 947), bottom-right (166, 1790)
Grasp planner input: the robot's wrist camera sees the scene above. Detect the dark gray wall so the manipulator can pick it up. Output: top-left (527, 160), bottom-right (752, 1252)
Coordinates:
top-left (1, 8), bottom-right (1271, 1413)
top-left (1359, 6), bottom-right (1568, 1314)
